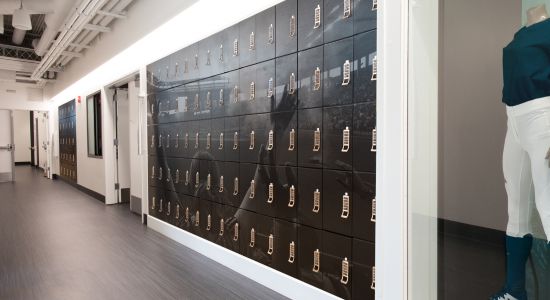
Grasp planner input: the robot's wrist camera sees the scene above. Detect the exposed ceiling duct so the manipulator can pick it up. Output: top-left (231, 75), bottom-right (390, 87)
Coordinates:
top-left (11, 28), bottom-right (28, 45)
top-left (0, 0), bottom-right (54, 15)
top-left (33, 0), bottom-right (73, 56)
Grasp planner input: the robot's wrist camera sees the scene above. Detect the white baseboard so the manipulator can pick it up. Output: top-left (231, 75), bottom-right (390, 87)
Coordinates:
top-left (147, 216), bottom-right (340, 300)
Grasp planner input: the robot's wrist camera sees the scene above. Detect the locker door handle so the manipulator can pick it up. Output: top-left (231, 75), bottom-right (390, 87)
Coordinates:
top-left (312, 189), bottom-right (321, 213)
top-left (342, 60), bottom-right (351, 86)
top-left (371, 128), bottom-right (377, 152)
top-left (341, 126), bottom-right (350, 152)
top-left (340, 257), bottom-right (350, 284)
top-left (233, 38), bottom-right (239, 57)
top-left (249, 31), bottom-right (255, 51)
top-left (288, 129), bottom-right (295, 151)
top-left (267, 183), bottom-right (274, 203)
top-left (249, 228), bottom-right (255, 247)
top-left (343, 0), bottom-right (351, 18)
top-left (288, 241), bottom-right (295, 263)
top-left (341, 192), bottom-right (350, 219)
top-left (268, 77), bottom-right (274, 97)
top-left (371, 56), bottom-right (378, 81)
top-left (314, 67), bottom-right (321, 91)
top-left (267, 130), bottom-right (274, 151)
top-left (219, 219), bottom-right (225, 236)
top-left (268, 24), bottom-right (274, 44)
top-left (288, 185), bottom-right (295, 207)
top-left (233, 223), bottom-right (239, 241)
top-left (195, 211), bottom-right (200, 227)
top-left (371, 198), bottom-right (377, 222)
top-left (219, 175), bottom-right (224, 192)
top-left (313, 128), bottom-right (321, 152)
top-left (267, 234), bottom-right (274, 255)
top-left (313, 249), bottom-right (321, 272)
top-left (289, 15), bottom-right (296, 38)
top-left (314, 4), bottom-right (321, 29)
top-left (249, 81), bottom-right (255, 101)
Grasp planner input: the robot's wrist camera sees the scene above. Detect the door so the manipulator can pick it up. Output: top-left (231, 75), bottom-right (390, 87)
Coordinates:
top-left (115, 88), bottom-right (131, 203)
top-left (0, 110), bottom-right (15, 182)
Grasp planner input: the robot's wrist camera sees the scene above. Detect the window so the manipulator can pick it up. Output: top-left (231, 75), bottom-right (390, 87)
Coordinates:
top-left (87, 92), bottom-right (102, 157)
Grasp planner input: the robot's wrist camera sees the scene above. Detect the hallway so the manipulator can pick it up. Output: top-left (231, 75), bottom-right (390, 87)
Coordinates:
top-left (0, 166), bottom-right (286, 300)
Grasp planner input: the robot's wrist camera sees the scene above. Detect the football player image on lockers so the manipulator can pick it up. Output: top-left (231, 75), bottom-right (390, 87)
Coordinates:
top-left (58, 100), bottom-right (77, 183)
top-left (146, 0), bottom-right (378, 299)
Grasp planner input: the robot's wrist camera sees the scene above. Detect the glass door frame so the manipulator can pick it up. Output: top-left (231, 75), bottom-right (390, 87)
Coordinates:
top-left (375, 0), bottom-right (412, 299)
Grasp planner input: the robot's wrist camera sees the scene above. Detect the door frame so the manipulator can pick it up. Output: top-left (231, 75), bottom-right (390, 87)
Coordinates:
top-left (375, 0), bottom-right (409, 299)
top-left (0, 110), bottom-right (16, 182)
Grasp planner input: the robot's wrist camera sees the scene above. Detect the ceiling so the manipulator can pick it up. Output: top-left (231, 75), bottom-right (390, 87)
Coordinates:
top-left (0, 0), bottom-right (136, 87)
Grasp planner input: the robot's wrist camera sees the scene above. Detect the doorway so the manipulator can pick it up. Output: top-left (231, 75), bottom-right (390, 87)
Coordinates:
top-left (114, 84), bottom-right (131, 205)
top-left (0, 110), bottom-right (15, 183)
top-left (109, 76), bottom-right (143, 215)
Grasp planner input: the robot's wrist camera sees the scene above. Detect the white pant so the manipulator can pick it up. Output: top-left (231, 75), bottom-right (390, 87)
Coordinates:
top-left (504, 97), bottom-right (550, 241)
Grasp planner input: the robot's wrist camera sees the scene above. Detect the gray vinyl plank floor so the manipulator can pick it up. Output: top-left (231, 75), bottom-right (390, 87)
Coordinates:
top-left (0, 166), bottom-right (287, 300)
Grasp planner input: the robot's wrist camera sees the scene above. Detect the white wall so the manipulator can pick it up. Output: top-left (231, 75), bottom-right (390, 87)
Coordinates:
top-left (440, 0), bottom-right (521, 231)
top-left (13, 110), bottom-right (31, 163)
top-left (0, 83), bottom-right (46, 111)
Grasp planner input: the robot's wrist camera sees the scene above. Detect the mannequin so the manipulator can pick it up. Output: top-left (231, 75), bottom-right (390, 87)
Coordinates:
top-left (526, 4), bottom-right (549, 27)
top-left (491, 4), bottom-right (550, 300)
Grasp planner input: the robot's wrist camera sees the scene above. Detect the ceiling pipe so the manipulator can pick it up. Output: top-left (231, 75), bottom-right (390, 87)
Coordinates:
top-left (12, 28), bottom-right (26, 45)
top-left (31, 0), bottom-right (109, 80)
top-left (60, 0), bottom-right (134, 66)
top-left (34, 0), bottom-right (74, 56)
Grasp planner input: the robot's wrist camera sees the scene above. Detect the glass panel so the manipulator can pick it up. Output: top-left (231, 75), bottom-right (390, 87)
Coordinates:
top-left (409, 0), bottom-right (550, 299)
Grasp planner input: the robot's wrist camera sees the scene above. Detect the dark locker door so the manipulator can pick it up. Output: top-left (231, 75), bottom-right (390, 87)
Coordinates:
top-left (222, 70), bottom-right (240, 117)
top-left (272, 219), bottom-right (299, 277)
top-left (354, 0), bottom-right (377, 34)
top-left (274, 53), bottom-right (298, 112)
top-left (239, 16), bottom-right (256, 68)
top-left (353, 30), bottom-right (377, 104)
top-left (210, 118), bottom-right (225, 161)
top-left (272, 111), bottom-right (297, 166)
top-left (297, 107), bottom-right (323, 168)
top-left (324, 0), bottom-right (354, 43)
top-left (298, 225), bottom-right (324, 289)
top-left (238, 64), bottom-right (256, 115)
top-left (322, 232), bottom-right (353, 299)
top-left (297, 167), bottom-right (323, 229)
top-left (298, 45), bottom-right (323, 109)
top-left (223, 161), bottom-right (242, 208)
top-left (323, 37), bottom-right (354, 107)
top-left (298, 0), bottom-right (323, 51)
top-left (238, 163), bottom-right (260, 213)
top-left (224, 116), bottom-right (240, 162)
top-left (353, 172), bottom-right (376, 241)
top-left (323, 105), bottom-right (353, 170)
top-left (209, 73), bottom-right (227, 119)
top-left (255, 7), bottom-right (276, 63)
top-left (275, 0), bottom-right (298, 57)
top-left (352, 238), bottom-right (375, 300)
top-left (239, 113), bottom-right (270, 164)
top-left (323, 169), bottom-right (353, 236)
top-left (353, 102), bottom-right (376, 172)
top-left (254, 59), bottom-right (276, 115)
top-left (222, 24), bottom-right (240, 72)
